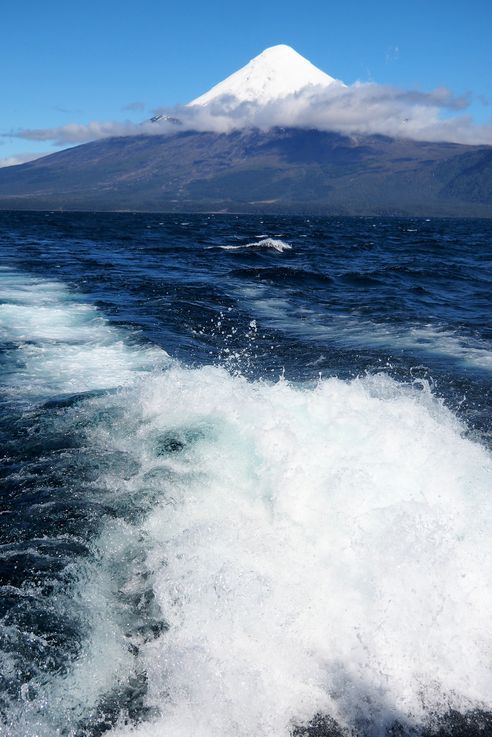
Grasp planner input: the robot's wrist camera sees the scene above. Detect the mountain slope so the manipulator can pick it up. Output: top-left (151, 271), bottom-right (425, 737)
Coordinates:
top-left (0, 128), bottom-right (491, 215)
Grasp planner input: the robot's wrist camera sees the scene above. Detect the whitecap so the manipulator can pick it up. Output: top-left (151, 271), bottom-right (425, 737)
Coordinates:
top-left (220, 237), bottom-right (292, 253)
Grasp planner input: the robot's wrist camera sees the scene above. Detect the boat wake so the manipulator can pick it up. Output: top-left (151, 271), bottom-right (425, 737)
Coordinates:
top-left (1, 269), bottom-right (492, 737)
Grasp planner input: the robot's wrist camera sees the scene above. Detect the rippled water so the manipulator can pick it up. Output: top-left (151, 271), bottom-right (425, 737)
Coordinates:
top-left (1, 212), bottom-right (492, 737)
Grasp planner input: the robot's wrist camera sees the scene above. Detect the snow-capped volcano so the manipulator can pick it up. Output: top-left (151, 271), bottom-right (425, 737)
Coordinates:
top-left (189, 44), bottom-right (343, 107)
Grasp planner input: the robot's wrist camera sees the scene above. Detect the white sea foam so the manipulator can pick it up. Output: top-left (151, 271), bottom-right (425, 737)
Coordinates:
top-left (3, 270), bottom-right (492, 737)
top-left (0, 269), bottom-right (167, 398)
top-left (220, 237), bottom-right (292, 253)
top-left (17, 366), bottom-right (480, 737)
top-left (61, 366), bottom-right (490, 737)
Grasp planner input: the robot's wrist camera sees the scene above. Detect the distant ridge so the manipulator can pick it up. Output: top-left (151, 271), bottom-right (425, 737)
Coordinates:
top-left (1, 128), bottom-right (491, 216)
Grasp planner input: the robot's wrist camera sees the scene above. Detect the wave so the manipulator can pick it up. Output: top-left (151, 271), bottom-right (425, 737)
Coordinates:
top-left (229, 266), bottom-right (333, 287)
top-left (235, 283), bottom-right (492, 373)
top-left (2, 270), bottom-right (492, 737)
top-left (219, 237), bottom-right (292, 253)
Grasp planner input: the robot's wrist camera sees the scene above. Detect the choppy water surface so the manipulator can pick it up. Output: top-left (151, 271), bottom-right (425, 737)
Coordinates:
top-left (1, 212), bottom-right (492, 737)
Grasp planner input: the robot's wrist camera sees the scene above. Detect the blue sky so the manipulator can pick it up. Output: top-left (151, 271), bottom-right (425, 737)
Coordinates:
top-left (2, 0), bottom-right (491, 163)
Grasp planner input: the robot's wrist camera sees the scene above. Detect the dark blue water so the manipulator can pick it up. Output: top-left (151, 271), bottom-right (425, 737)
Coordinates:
top-left (1, 212), bottom-right (492, 737)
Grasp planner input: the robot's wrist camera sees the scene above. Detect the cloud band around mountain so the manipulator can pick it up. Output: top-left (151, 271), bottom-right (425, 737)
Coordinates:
top-left (6, 81), bottom-right (492, 147)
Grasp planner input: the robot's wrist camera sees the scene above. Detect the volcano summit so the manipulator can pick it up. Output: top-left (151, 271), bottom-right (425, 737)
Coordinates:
top-left (189, 44), bottom-right (343, 108)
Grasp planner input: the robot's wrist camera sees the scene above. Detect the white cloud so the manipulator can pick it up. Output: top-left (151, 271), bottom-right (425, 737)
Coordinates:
top-left (0, 152), bottom-right (47, 168)
top-left (7, 81), bottom-right (492, 147)
top-left (8, 121), bottom-right (147, 145)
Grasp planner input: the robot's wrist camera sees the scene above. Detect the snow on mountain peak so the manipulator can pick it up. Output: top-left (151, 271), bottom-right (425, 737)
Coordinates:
top-left (189, 44), bottom-right (343, 108)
